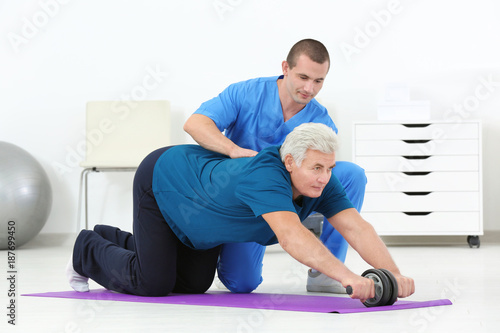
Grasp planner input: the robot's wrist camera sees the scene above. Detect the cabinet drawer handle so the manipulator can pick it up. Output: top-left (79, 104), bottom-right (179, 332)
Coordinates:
top-left (402, 155), bottom-right (430, 160)
top-left (402, 124), bottom-right (431, 128)
top-left (403, 212), bottom-right (432, 216)
top-left (402, 140), bottom-right (431, 144)
top-left (403, 172), bottom-right (431, 176)
top-left (402, 191), bottom-right (432, 196)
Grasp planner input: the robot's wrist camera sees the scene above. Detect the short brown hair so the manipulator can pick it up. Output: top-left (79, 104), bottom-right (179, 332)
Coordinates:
top-left (286, 39), bottom-right (330, 70)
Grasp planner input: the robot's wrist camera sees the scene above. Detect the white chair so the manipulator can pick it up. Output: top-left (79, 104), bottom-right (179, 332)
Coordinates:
top-left (77, 100), bottom-right (171, 230)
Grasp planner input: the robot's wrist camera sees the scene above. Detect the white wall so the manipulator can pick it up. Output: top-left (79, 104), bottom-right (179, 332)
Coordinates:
top-left (1, 0), bottom-right (499, 234)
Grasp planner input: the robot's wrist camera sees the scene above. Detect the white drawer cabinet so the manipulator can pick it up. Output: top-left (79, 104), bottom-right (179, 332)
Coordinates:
top-left (353, 121), bottom-right (483, 246)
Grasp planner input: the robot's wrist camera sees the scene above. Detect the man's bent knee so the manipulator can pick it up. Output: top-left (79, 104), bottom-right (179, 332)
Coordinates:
top-left (223, 276), bottom-right (262, 293)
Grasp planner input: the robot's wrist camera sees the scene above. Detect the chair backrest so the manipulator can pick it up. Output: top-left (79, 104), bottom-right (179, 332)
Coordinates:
top-left (81, 100), bottom-right (171, 168)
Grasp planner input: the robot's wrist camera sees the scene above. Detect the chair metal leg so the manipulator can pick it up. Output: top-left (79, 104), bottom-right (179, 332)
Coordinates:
top-left (77, 168), bottom-right (93, 231)
top-left (84, 169), bottom-right (89, 230)
top-left (77, 167), bottom-right (136, 231)
top-left (77, 169), bottom-right (85, 231)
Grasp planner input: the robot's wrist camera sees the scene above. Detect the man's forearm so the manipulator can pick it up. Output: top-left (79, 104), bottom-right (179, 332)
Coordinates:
top-left (184, 114), bottom-right (258, 158)
top-left (356, 225), bottom-right (400, 273)
top-left (331, 209), bottom-right (400, 274)
top-left (263, 211), bottom-right (356, 283)
top-left (183, 114), bottom-right (236, 155)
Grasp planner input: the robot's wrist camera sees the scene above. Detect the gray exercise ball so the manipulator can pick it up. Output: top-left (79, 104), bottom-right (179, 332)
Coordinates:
top-left (0, 142), bottom-right (53, 249)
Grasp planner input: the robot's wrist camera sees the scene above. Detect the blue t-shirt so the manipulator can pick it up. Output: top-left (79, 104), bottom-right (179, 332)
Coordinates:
top-left (152, 145), bottom-right (353, 249)
top-left (195, 76), bottom-right (338, 151)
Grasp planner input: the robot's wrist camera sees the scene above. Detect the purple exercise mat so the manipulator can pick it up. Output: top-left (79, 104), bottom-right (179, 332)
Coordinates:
top-left (22, 289), bottom-right (451, 314)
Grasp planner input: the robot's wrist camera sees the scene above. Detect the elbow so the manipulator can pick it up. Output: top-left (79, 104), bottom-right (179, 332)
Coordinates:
top-left (278, 238), bottom-right (290, 253)
top-left (277, 232), bottom-right (297, 255)
top-left (353, 219), bottom-right (376, 240)
top-left (183, 117), bottom-right (193, 134)
top-left (349, 219), bottom-right (378, 247)
top-left (362, 219), bottom-right (377, 234)
top-left (184, 114), bottom-right (208, 137)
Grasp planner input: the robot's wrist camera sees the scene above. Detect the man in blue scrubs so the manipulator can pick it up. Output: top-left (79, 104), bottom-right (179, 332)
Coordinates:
top-left (68, 123), bottom-right (415, 300)
top-left (184, 39), bottom-right (367, 293)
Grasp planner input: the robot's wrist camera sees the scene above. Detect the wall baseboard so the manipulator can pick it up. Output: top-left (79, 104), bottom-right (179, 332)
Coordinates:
top-left (28, 230), bottom-right (500, 251)
top-left (381, 231), bottom-right (500, 246)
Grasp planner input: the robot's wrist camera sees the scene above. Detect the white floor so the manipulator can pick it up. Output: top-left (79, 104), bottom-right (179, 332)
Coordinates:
top-left (2, 233), bottom-right (500, 333)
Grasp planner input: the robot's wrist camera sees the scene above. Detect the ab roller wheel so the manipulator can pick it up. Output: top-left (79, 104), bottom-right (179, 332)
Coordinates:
top-left (346, 269), bottom-right (399, 307)
top-left (378, 269), bottom-right (398, 306)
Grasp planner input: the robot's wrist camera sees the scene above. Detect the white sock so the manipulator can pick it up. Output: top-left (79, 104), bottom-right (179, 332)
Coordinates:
top-left (66, 254), bottom-right (89, 292)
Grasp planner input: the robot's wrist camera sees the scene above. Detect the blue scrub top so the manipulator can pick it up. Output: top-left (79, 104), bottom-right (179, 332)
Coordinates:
top-left (195, 75), bottom-right (338, 151)
top-left (152, 145), bottom-right (353, 249)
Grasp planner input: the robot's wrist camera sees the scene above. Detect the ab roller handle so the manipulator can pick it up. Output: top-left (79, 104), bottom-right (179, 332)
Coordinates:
top-left (346, 269), bottom-right (399, 307)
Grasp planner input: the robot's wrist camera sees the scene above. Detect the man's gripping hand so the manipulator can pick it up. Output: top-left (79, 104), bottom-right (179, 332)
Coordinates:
top-left (393, 273), bottom-right (415, 298)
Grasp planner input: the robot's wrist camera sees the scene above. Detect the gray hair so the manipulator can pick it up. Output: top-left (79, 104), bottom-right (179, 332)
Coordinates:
top-left (280, 123), bottom-right (338, 166)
